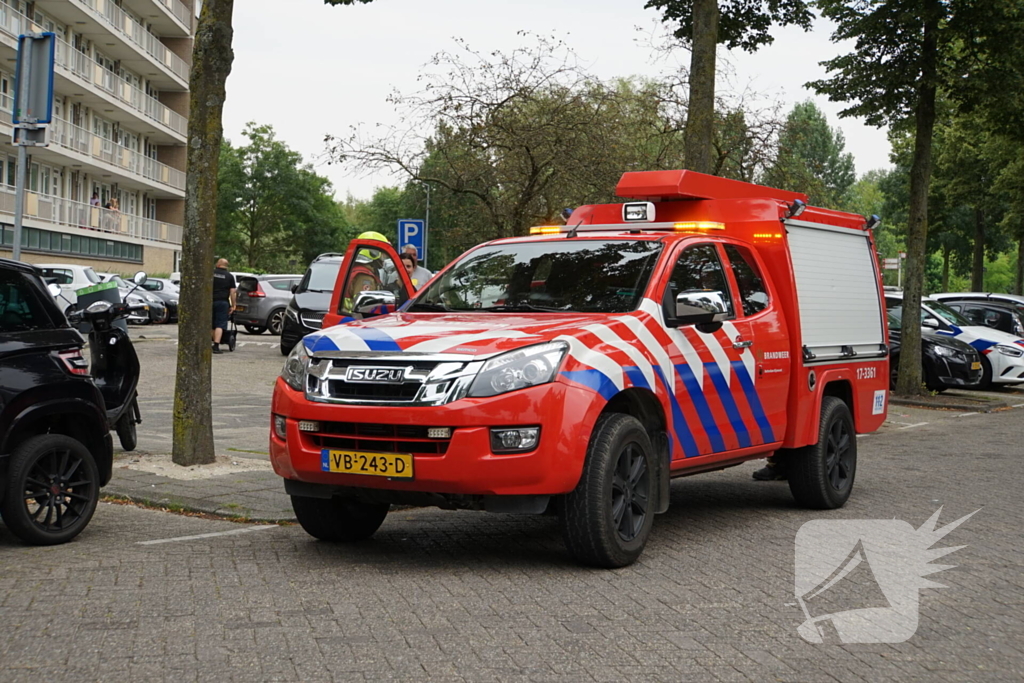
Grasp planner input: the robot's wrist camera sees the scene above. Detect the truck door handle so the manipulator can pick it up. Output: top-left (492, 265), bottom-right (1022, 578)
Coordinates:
top-left (733, 339), bottom-right (753, 349)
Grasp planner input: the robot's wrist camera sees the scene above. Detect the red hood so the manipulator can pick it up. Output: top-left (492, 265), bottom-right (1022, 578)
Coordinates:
top-left (302, 312), bottom-right (609, 356)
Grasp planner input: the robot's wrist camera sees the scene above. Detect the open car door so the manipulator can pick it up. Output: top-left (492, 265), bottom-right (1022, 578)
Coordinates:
top-left (323, 239), bottom-right (415, 328)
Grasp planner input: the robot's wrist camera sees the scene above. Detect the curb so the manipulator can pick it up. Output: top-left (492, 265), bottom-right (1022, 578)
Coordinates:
top-left (889, 396), bottom-right (1011, 413)
top-left (102, 488), bottom-right (296, 524)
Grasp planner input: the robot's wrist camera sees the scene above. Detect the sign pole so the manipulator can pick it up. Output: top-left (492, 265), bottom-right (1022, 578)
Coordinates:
top-left (423, 182), bottom-right (430, 269)
top-left (12, 145), bottom-right (28, 260)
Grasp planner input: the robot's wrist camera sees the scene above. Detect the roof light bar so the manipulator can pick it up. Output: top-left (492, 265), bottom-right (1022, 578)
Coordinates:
top-left (528, 225), bottom-right (563, 235)
top-left (673, 221), bottom-right (725, 232)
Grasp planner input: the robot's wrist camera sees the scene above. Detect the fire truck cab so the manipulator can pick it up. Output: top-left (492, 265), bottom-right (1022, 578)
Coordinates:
top-left (271, 170), bottom-right (889, 567)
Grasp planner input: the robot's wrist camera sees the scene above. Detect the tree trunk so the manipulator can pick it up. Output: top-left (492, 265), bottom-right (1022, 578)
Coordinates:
top-left (684, 0), bottom-right (719, 174)
top-left (895, 3), bottom-right (939, 398)
top-left (971, 207), bottom-right (985, 291)
top-left (941, 243), bottom-right (949, 291)
top-left (1017, 232), bottom-right (1024, 295)
top-left (172, 0), bottom-right (235, 466)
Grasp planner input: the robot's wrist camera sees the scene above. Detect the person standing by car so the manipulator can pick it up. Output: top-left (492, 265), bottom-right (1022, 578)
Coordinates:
top-left (401, 244), bottom-right (433, 288)
top-left (211, 258), bottom-right (236, 355)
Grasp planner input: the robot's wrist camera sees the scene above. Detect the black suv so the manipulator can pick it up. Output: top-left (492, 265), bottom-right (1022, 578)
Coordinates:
top-left (280, 253), bottom-right (344, 355)
top-left (0, 258), bottom-right (112, 545)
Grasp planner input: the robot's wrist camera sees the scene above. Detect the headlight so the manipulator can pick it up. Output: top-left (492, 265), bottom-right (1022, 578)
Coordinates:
top-left (468, 341), bottom-right (568, 398)
top-left (281, 342), bottom-right (310, 391)
top-left (932, 345), bottom-right (957, 358)
top-left (995, 344), bottom-right (1024, 358)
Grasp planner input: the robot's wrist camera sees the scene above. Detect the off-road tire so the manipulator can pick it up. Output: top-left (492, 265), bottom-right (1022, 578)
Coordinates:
top-left (787, 396), bottom-right (856, 509)
top-left (0, 434), bottom-right (99, 545)
top-left (560, 413), bottom-right (655, 568)
top-left (291, 495), bottom-right (389, 542)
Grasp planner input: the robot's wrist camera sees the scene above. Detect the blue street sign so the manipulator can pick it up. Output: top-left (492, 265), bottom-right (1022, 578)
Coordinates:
top-left (13, 32), bottom-right (56, 125)
top-left (398, 219), bottom-right (426, 262)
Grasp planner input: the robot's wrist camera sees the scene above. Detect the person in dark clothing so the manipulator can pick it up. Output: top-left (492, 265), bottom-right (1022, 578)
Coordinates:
top-left (211, 258), bottom-right (236, 354)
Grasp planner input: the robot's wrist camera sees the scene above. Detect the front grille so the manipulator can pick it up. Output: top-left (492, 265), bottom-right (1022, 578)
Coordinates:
top-left (327, 380), bottom-right (421, 401)
top-left (308, 422), bottom-right (452, 455)
top-left (319, 359), bottom-right (443, 403)
top-left (300, 311), bottom-right (325, 329)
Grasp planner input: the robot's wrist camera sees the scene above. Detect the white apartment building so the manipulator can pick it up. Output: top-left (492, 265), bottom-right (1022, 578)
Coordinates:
top-left (0, 0), bottom-right (192, 275)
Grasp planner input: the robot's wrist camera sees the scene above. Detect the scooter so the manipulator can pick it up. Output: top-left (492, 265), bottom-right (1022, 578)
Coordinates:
top-left (66, 271), bottom-right (146, 451)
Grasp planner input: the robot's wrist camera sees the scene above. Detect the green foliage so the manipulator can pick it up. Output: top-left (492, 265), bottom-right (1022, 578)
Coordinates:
top-left (763, 100), bottom-right (855, 208)
top-left (645, 0), bottom-right (814, 51)
top-left (217, 123), bottom-right (346, 272)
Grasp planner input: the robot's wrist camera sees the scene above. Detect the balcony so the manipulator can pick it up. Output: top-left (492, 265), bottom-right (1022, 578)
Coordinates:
top-left (124, 0), bottom-right (192, 37)
top-left (0, 185), bottom-right (183, 245)
top-left (35, 0), bottom-right (190, 87)
top-left (0, 10), bottom-right (188, 141)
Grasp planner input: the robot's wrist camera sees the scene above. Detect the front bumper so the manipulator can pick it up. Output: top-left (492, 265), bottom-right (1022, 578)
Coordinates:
top-left (931, 355), bottom-right (983, 388)
top-left (991, 350), bottom-right (1024, 384)
top-left (280, 315), bottom-right (316, 351)
top-left (270, 378), bottom-right (600, 497)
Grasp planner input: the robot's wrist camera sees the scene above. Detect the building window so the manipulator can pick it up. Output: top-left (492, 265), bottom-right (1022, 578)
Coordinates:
top-left (0, 224), bottom-right (143, 263)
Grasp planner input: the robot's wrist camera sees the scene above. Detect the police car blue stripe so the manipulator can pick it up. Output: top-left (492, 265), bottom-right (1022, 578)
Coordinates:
top-left (704, 363), bottom-right (752, 449)
top-left (674, 363), bottom-right (726, 453)
top-left (730, 360), bottom-right (775, 444)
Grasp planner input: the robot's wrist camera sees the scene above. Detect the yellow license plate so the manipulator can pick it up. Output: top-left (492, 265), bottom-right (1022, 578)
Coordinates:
top-left (321, 450), bottom-right (413, 479)
top-left (235, 304), bottom-right (246, 311)
top-left (971, 361), bottom-right (982, 370)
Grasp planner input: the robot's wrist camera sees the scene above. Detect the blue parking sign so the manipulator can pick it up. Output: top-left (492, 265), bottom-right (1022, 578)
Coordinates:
top-left (399, 219), bottom-right (426, 262)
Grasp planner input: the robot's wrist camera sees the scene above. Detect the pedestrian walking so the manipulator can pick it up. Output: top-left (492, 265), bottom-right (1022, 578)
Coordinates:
top-left (211, 258), bottom-right (236, 355)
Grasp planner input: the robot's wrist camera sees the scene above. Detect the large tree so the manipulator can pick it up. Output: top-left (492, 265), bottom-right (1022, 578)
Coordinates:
top-left (172, 0), bottom-right (235, 467)
top-left (810, 0), bottom-right (1022, 396)
top-left (645, 0), bottom-right (813, 173)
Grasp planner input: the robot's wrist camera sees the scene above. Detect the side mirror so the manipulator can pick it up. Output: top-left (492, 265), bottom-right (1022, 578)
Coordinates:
top-left (672, 290), bottom-right (729, 327)
top-left (353, 290), bottom-right (396, 317)
top-left (291, 284), bottom-right (298, 294)
top-left (922, 317), bottom-right (941, 329)
top-left (133, 271), bottom-right (148, 285)
top-left (48, 283), bottom-right (62, 297)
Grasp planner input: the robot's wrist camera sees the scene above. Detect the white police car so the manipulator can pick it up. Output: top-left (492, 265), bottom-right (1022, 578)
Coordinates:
top-left (886, 293), bottom-right (1024, 388)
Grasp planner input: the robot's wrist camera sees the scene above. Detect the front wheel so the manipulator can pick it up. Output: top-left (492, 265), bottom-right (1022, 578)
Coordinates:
top-left (0, 434), bottom-right (100, 545)
top-left (116, 403), bottom-right (139, 451)
top-left (787, 396), bottom-right (857, 509)
top-left (560, 413), bottom-right (655, 568)
top-left (291, 495), bottom-right (389, 542)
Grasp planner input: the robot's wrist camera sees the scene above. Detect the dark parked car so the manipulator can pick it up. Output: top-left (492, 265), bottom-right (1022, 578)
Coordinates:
top-left (140, 278), bottom-right (179, 322)
top-left (930, 294), bottom-right (1024, 337)
top-left (280, 253), bottom-right (344, 355)
top-left (235, 274), bottom-right (301, 335)
top-left (887, 311), bottom-right (983, 391)
top-left (0, 258), bottom-right (112, 545)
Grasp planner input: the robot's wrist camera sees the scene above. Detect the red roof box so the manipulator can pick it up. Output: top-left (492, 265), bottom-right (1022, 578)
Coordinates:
top-left (615, 169), bottom-right (808, 203)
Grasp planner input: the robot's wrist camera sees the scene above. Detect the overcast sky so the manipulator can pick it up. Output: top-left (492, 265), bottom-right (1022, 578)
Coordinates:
top-left (222, 0), bottom-right (892, 202)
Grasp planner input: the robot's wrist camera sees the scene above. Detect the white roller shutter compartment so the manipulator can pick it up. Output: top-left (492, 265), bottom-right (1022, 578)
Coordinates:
top-left (785, 220), bottom-right (885, 361)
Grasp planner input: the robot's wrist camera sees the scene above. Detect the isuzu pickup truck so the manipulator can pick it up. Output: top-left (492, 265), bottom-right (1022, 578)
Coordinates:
top-left (270, 170), bottom-right (890, 567)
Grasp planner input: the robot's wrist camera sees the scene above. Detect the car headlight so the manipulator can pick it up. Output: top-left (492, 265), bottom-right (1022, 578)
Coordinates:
top-left (281, 342), bottom-right (310, 391)
top-left (995, 344), bottom-right (1024, 358)
top-left (468, 341), bottom-right (568, 398)
top-left (932, 345), bottom-right (957, 358)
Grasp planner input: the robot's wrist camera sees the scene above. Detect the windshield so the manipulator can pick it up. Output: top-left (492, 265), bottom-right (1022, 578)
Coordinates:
top-left (411, 239), bottom-right (663, 313)
top-left (83, 267), bottom-right (101, 284)
top-left (109, 276), bottom-right (128, 288)
top-left (301, 261), bottom-right (342, 293)
top-left (888, 301), bottom-right (971, 327)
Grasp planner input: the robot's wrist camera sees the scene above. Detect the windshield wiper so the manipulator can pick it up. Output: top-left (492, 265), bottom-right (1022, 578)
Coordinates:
top-left (478, 303), bottom-right (566, 312)
top-left (406, 301), bottom-right (451, 312)
top-left (305, 288), bottom-right (332, 293)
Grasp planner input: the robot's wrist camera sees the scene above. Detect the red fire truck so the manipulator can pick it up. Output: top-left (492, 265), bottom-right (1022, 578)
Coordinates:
top-left (271, 170), bottom-right (889, 567)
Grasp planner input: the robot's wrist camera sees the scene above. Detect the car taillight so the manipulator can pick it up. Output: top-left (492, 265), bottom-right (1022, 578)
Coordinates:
top-left (57, 349), bottom-right (90, 376)
top-left (249, 283), bottom-right (266, 298)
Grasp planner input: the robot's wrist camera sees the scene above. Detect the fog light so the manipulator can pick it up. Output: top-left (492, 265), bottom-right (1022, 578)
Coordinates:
top-left (273, 415), bottom-right (287, 440)
top-left (427, 427), bottom-right (451, 439)
top-left (490, 427), bottom-right (540, 453)
top-left (298, 420), bottom-right (320, 432)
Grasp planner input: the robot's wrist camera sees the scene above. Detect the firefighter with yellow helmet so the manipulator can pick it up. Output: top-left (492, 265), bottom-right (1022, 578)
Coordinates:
top-left (345, 231), bottom-right (394, 314)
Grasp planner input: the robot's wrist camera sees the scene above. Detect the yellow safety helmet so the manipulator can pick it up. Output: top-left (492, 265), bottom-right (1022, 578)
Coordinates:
top-left (357, 231), bottom-right (390, 244)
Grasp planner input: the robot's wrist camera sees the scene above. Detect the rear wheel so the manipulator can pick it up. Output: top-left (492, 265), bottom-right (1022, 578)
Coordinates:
top-left (787, 396), bottom-right (856, 509)
top-left (291, 495), bottom-right (389, 541)
top-left (116, 401), bottom-right (139, 451)
top-left (267, 309), bottom-right (286, 336)
top-left (560, 413), bottom-right (655, 568)
top-left (0, 434), bottom-right (99, 545)
top-left (244, 324), bottom-right (266, 335)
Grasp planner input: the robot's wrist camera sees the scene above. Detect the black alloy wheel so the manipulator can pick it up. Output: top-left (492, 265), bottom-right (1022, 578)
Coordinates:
top-left (0, 434), bottom-right (100, 545)
top-left (611, 443), bottom-right (650, 543)
top-left (823, 416), bottom-right (854, 493)
top-left (268, 309), bottom-right (286, 336)
top-left (787, 396), bottom-right (857, 509)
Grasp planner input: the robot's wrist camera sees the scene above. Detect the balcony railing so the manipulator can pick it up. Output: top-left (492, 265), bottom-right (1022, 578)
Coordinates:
top-left (74, 0), bottom-right (190, 83)
top-left (0, 186), bottom-right (183, 245)
top-left (49, 117), bottom-right (186, 192)
top-left (155, 0), bottom-right (192, 31)
top-left (0, 9), bottom-right (188, 138)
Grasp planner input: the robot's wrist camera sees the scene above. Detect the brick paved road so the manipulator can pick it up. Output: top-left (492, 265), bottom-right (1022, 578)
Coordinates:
top-left (1, 410), bottom-right (1021, 682)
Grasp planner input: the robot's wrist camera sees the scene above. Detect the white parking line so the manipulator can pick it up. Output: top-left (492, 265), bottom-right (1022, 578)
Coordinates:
top-left (897, 422), bottom-right (929, 430)
top-left (137, 525), bottom-right (278, 545)
top-left (954, 412), bottom-right (979, 418)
